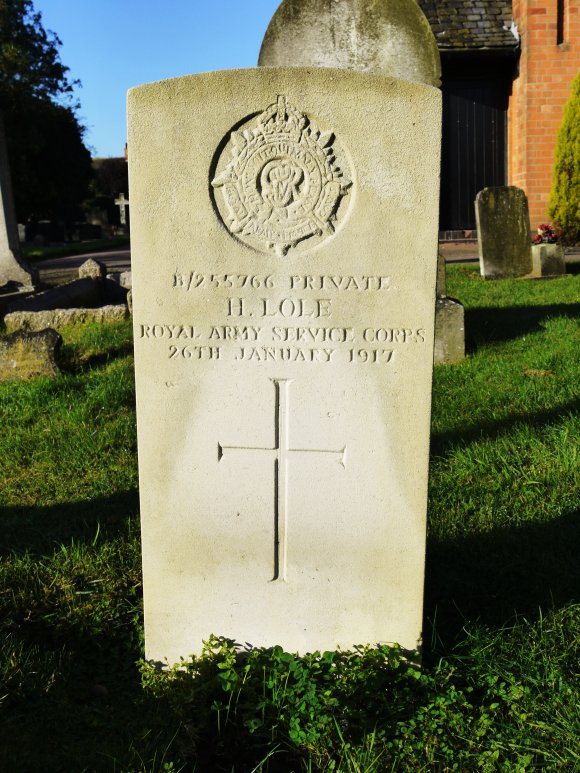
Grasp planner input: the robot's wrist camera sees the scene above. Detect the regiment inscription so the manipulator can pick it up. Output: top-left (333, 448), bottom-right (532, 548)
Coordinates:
top-left (138, 267), bottom-right (425, 366)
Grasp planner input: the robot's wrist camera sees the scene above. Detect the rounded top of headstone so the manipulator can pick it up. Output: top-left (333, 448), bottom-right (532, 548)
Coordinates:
top-left (258, 0), bottom-right (441, 88)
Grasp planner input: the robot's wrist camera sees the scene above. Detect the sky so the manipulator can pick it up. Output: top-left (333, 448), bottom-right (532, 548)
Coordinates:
top-left (32, 0), bottom-right (283, 158)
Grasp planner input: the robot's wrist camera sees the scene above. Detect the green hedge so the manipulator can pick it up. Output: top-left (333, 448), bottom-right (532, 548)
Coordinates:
top-left (549, 72), bottom-right (580, 244)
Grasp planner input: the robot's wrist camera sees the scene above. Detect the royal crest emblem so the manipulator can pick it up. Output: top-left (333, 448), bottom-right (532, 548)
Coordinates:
top-left (211, 96), bottom-right (352, 256)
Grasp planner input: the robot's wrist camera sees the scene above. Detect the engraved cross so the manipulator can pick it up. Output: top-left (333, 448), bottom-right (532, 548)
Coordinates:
top-left (218, 379), bottom-right (346, 582)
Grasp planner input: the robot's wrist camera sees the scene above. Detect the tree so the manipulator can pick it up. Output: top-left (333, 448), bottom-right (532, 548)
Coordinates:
top-left (0, 0), bottom-right (92, 226)
top-left (0, 0), bottom-right (76, 103)
top-left (91, 157), bottom-right (129, 200)
top-left (548, 73), bottom-right (580, 244)
top-left (8, 98), bottom-right (93, 223)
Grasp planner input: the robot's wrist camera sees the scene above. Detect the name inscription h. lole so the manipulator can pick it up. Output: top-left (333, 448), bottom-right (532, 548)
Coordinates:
top-left (218, 379), bottom-right (346, 582)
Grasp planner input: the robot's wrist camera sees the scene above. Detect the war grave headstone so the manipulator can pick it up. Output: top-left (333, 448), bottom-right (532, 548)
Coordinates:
top-left (129, 62), bottom-right (441, 663)
top-left (476, 186), bottom-right (534, 279)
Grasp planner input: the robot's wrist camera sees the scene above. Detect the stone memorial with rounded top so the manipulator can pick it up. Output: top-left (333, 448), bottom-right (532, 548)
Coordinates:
top-left (259, 0), bottom-right (441, 87)
top-left (259, 0), bottom-right (463, 365)
top-left (476, 186), bottom-right (534, 279)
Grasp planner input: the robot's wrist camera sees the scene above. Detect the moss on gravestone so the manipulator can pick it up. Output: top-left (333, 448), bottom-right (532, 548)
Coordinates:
top-left (0, 327), bottom-right (61, 380)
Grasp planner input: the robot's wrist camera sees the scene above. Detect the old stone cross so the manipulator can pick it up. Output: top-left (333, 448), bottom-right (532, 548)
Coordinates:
top-left (114, 193), bottom-right (129, 225)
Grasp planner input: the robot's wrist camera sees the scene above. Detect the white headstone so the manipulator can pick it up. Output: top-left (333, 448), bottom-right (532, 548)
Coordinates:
top-left (129, 67), bottom-right (441, 663)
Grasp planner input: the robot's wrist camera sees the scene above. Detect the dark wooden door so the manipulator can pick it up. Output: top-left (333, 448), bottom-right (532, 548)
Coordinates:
top-left (440, 77), bottom-right (509, 231)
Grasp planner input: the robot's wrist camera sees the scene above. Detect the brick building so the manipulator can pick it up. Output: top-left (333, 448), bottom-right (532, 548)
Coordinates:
top-left (509, 0), bottom-right (579, 229)
top-left (418, 0), bottom-right (580, 233)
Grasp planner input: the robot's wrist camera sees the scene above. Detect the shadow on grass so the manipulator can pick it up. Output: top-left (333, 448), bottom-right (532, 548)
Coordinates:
top-left (0, 490), bottom-right (139, 556)
top-left (3, 490), bottom-right (576, 643)
top-left (423, 507), bottom-right (579, 655)
top-left (1, 495), bottom-right (577, 769)
top-left (0, 591), bottom-right (157, 773)
top-left (58, 342), bottom-right (135, 374)
top-left (465, 302), bottom-right (579, 350)
top-left (431, 397), bottom-right (579, 459)
top-left (0, 639), bottom-right (154, 773)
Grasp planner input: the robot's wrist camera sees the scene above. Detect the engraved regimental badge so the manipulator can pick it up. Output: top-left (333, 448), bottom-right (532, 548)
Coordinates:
top-left (211, 96), bottom-right (352, 256)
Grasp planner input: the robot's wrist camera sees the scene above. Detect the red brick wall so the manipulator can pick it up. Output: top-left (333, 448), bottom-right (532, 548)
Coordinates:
top-left (509, 0), bottom-right (580, 229)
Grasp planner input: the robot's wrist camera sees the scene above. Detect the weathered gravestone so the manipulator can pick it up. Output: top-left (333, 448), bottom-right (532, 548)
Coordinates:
top-left (476, 186), bottom-right (533, 278)
top-left (0, 113), bottom-right (35, 290)
top-left (434, 254), bottom-right (464, 364)
top-left (531, 243), bottom-right (566, 277)
top-left (0, 328), bottom-right (61, 381)
top-left (258, 0), bottom-right (441, 87)
top-left (129, 66), bottom-right (441, 663)
top-left (260, 0), bottom-right (463, 366)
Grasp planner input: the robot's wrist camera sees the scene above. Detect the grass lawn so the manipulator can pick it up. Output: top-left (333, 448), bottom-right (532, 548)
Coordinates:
top-left (23, 236), bottom-right (130, 263)
top-left (0, 266), bottom-right (578, 771)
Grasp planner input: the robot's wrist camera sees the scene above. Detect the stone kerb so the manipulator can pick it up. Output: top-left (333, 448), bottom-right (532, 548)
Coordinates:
top-left (258, 0), bottom-right (464, 365)
top-left (3, 305), bottom-right (129, 333)
top-left (129, 67), bottom-right (441, 663)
